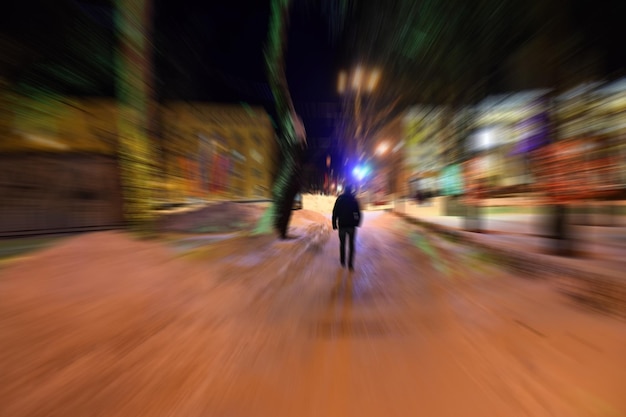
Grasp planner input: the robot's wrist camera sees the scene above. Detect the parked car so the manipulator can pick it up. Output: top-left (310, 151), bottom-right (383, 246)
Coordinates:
top-left (292, 193), bottom-right (303, 210)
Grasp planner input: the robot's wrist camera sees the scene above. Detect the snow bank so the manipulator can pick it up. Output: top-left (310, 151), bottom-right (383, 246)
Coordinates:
top-left (0, 232), bottom-right (200, 306)
top-left (158, 196), bottom-right (336, 236)
top-left (289, 209), bottom-right (332, 251)
top-left (302, 193), bottom-right (336, 214)
top-left (157, 202), bottom-right (266, 233)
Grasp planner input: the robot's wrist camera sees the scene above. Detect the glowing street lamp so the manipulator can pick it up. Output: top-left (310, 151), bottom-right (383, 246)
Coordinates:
top-left (352, 66), bottom-right (364, 90)
top-left (366, 69), bottom-right (381, 92)
top-left (338, 67), bottom-right (382, 95)
top-left (338, 66), bottom-right (382, 169)
top-left (376, 141), bottom-right (390, 156)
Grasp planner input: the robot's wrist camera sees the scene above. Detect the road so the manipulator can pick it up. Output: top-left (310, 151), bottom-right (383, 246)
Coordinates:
top-left (1, 210), bottom-right (625, 417)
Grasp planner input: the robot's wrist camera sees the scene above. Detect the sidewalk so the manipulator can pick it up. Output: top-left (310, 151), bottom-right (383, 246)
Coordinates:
top-left (395, 202), bottom-right (626, 315)
top-left (413, 214), bottom-right (626, 261)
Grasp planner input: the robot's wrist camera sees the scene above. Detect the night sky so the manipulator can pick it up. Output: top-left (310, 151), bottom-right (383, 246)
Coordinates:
top-left (154, 2), bottom-right (339, 105)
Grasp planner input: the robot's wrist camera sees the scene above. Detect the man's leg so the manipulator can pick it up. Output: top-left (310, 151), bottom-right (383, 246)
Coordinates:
top-left (339, 228), bottom-right (346, 266)
top-left (348, 227), bottom-right (356, 269)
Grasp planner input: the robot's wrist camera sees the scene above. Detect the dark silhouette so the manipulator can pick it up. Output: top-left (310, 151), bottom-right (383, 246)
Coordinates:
top-left (332, 184), bottom-right (362, 270)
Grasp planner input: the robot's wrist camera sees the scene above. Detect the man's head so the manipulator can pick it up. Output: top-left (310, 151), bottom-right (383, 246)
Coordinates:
top-left (344, 184), bottom-right (354, 195)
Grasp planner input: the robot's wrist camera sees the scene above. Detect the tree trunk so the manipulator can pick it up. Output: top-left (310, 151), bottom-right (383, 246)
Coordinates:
top-left (114, 0), bottom-right (156, 234)
top-left (273, 143), bottom-right (304, 238)
top-left (264, 0), bottom-right (306, 239)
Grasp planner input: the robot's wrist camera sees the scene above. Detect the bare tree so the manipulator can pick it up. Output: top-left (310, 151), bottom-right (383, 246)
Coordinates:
top-left (259, 0), bottom-right (307, 239)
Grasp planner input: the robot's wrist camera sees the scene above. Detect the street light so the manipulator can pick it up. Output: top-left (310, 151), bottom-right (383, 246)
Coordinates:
top-left (366, 69), bottom-right (381, 92)
top-left (338, 66), bottom-right (382, 167)
top-left (337, 67), bottom-right (381, 95)
top-left (376, 141), bottom-right (390, 156)
top-left (352, 66), bottom-right (364, 90)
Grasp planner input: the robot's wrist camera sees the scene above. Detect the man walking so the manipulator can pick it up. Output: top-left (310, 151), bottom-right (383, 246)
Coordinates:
top-left (332, 184), bottom-right (362, 270)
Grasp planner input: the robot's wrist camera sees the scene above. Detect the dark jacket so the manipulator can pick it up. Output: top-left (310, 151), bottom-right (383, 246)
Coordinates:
top-left (332, 193), bottom-right (362, 229)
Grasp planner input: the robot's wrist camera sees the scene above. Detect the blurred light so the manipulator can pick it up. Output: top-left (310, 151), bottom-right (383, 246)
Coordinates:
top-left (337, 184), bottom-right (343, 193)
top-left (352, 66), bottom-right (363, 90)
top-left (337, 71), bottom-right (347, 94)
top-left (471, 127), bottom-right (498, 151)
top-left (376, 141), bottom-right (390, 155)
top-left (479, 129), bottom-right (494, 149)
top-left (367, 69), bottom-right (381, 92)
top-left (24, 134), bottom-right (69, 150)
top-left (352, 165), bottom-right (369, 181)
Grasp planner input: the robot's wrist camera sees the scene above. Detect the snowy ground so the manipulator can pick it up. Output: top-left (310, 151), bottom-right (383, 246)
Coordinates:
top-left (156, 201), bottom-right (267, 234)
top-left (302, 193), bottom-right (337, 214)
top-left (1, 207), bottom-right (625, 416)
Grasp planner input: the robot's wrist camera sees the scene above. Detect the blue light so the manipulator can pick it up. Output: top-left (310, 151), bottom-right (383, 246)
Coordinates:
top-left (352, 165), bottom-right (369, 180)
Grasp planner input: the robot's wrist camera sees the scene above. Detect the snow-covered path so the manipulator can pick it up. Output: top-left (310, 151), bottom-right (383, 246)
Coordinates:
top-left (1, 210), bottom-right (625, 417)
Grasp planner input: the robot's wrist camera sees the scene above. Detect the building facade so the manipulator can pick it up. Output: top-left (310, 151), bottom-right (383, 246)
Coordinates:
top-left (160, 102), bottom-right (277, 202)
top-left (0, 94), bottom-right (278, 235)
top-left (399, 81), bottom-right (626, 204)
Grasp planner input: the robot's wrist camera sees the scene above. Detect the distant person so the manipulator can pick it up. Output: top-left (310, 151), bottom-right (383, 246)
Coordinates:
top-left (332, 184), bottom-right (362, 270)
